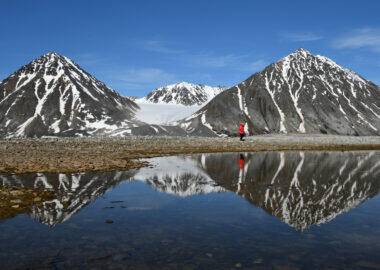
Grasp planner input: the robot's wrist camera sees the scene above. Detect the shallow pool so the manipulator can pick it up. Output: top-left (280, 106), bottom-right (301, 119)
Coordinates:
top-left (0, 151), bottom-right (379, 269)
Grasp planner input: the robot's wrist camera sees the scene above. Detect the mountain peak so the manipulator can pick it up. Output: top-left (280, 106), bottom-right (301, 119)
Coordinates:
top-left (37, 52), bottom-right (65, 61)
top-left (295, 47), bottom-right (311, 54)
top-left (0, 53), bottom-right (140, 137)
top-left (33, 52), bottom-right (74, 66)
top-left (44, 51), bottom-right (60, 56)
top-left (276, 48), bottom-right (366, 84)
top-left (281, 48), bottom-right (312, 62)
top-left (179, 48), bottom-right (380, 136)
top-left (176, 81), bottom-right (194, 87)
top-left (139, 82), bottom-right (228, 106)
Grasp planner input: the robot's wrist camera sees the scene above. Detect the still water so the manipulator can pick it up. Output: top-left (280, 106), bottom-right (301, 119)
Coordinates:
top-left (0, 151), bottom-right (379, 269)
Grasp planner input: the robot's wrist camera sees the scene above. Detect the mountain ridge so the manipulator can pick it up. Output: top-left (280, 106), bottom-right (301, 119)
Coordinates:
top-left (0, 49), bottom-right (379, 138)
top-left (137, 81), bottom-right (228, 106)
top-left (0, 52), bottom-right (142, 137)
top-left (177, 48), bottom-right (380, 136)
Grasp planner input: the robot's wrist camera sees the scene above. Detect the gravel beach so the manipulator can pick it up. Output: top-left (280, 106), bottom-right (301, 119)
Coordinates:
top-left (0, 135), bottom-right (379, 174)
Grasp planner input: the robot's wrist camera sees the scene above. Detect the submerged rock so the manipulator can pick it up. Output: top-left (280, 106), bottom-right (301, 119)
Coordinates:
top-left (0, 186), bottom-right (55, 221)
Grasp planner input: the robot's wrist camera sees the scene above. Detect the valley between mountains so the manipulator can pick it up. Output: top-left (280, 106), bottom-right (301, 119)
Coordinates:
top-left (1, 48), bottom-right (379, 138)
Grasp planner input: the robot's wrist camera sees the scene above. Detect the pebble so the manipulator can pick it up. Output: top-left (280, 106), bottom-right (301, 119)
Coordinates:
top-left (10, 190), bottom-right (23, 196)
top-left (10, 199), bottom-right (22, 204)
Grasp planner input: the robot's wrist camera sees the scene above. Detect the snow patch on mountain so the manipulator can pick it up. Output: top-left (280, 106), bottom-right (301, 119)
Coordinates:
top-left (134, 101), bottom-right (201, 125)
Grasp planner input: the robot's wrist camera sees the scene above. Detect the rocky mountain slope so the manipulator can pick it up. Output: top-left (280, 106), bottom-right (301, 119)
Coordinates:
top-left (178, 48), bottom-right (380, 136)
top-left (137, 82), bottom-right (228, 106)
top-left (0, 52), bottom-right (141, 137)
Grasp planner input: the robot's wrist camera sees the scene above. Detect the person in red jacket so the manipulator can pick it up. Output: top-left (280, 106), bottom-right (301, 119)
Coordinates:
top-left (239, 123), bottom-right (245, 141)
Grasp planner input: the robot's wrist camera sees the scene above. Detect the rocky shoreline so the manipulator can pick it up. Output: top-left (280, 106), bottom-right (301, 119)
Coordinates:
top-left (0, 135), bottom-right (379, 174)
top-left (0, 186), bottom-right (55, 221)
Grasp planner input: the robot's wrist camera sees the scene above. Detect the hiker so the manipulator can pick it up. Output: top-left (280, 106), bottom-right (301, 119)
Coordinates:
top-left (239, 123), bottom-right (245, 141)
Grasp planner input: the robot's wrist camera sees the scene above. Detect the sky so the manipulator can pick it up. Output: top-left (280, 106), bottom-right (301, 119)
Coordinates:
top-left (0, 0), bottom-right (379, 97)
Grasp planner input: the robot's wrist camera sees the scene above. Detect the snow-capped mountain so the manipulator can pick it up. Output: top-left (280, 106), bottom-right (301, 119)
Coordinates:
top-left (137, 82), bottom-right (228, 106)
top-left (179, 48), bottom-right (380, 136)
top-left (132, 82), bottom-right (227, 125)
top-left (0, 52), bottom-right (141, 137)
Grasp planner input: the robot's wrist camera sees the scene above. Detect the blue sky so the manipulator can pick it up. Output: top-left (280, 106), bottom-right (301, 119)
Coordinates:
top-left (1, 0), bottom-right (379, 97)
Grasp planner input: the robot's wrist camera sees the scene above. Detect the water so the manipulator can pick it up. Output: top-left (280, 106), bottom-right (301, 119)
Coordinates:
top-left (0, 151), bottom-right (379, 269)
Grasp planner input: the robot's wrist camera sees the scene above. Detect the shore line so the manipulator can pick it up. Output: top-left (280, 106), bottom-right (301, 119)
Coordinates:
top-left (0, 135), bottom-right (379, 174)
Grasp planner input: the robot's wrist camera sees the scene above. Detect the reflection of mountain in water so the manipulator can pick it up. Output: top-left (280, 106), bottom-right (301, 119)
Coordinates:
top-left (132, 156), bottom-right (225, 197)
top-left (191, 152), bottom-right (380, 231)
top-left (0, 151), bottom-right (379, 230)
top-left (0, 171), bottom-right (136, 226)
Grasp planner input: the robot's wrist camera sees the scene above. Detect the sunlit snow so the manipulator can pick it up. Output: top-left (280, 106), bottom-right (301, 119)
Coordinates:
top-left (135, 101), bottom-right (201, 125)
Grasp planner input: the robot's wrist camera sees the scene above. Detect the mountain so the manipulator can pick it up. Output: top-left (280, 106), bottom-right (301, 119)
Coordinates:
top-left (132, 82), bottom-right (227, 125)
top-left (0, 52), bottom-right (141, 137)
top-left (137, 82), bottom-right (228, 106)
top-left (178, 48), bottom-right (380, 136)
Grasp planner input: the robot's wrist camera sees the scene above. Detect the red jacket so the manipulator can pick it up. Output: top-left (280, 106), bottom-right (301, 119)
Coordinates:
top-left (239, 124), bottom-right (245, 134)
top-left (239, 158), bottom-right (244, 169)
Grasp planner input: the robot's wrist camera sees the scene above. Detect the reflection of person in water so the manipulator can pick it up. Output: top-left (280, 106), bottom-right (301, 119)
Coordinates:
top-left (237, 154), bottom-right (245, 193)
top-left (239, 154), bottom-right (245, 169)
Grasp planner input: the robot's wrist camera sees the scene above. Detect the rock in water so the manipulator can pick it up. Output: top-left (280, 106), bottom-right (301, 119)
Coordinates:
top-left (178, 48), bottom-right (380, 136)
top-left (0, 52), bottom-right (141, 138)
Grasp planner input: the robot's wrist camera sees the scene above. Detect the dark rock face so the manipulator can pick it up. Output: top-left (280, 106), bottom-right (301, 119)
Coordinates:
top-left (0, 52), bottom-right (141, 138)
top-left (179, 49), bottom-right (380, 136)
top-left (141, 82), bottom-right (228, 106)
